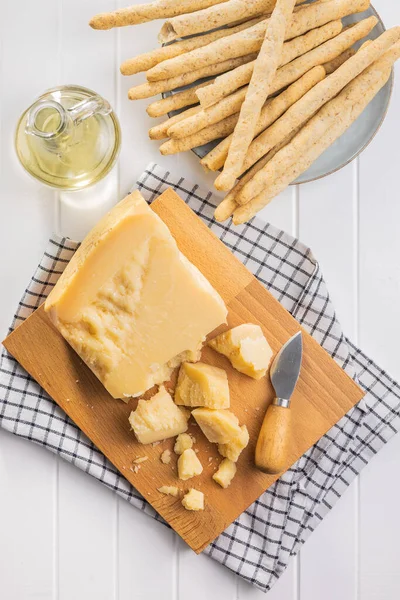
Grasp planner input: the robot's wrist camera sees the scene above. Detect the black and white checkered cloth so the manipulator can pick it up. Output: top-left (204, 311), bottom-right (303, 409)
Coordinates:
top-left (1, 163), bottom-right (400, 593)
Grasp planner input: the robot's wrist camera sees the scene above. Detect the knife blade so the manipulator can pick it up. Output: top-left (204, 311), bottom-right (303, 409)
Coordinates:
top-left (255, 331), bottom-right (303, 474)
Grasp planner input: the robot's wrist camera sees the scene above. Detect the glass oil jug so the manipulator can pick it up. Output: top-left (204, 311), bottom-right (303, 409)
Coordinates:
top-left (15, 85), bottom-right (121, 190)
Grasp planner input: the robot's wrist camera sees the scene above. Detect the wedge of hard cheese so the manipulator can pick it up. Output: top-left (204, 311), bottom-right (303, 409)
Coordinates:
top-left (45, 191), bottom-right (227, 399)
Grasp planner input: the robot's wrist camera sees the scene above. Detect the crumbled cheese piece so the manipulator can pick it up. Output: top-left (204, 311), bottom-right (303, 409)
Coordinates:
top-left (192, 408), bottom-right (242, 444)
top-left (177, 449), bottom-right (203, 481)
top-left (175, 362), bottom-right (230, 409)
top-left (208, 323), bottom-right (273, 379)
top-left (129, 386), bottom-right (188, 444)
top-left (213, 459), bottom-right (237, 488)
top-left (133, 456), bottom-right (148, 464)
top-left (174, 433), bottom-right (193, 455)
top-left (182, 489), bottom-right (204, 511)
top-left (158, 485), bottom-right (179, 497)
top-left (161, 450), bottom-right (172, 464)
top-left (218, 425), bottom-right (249, 462)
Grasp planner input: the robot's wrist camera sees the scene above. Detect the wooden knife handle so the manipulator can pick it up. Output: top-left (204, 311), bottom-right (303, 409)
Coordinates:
top-left (255, 404), bottom-right (292, 474)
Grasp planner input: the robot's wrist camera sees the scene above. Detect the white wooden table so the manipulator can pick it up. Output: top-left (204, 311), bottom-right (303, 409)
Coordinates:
top-left (1, 1), bottom-right (400, 598)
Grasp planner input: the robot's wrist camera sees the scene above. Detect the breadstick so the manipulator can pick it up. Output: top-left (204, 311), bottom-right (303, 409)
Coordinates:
top-left (159, 0), bottom-right (305, 44)
top-left (214, 127), bottom-right (302, 221)
top-left (120, 16), bottom-right (264, 75)
top-left (218, 19), bottom-right (389, 183)
top-left (215, 0), bottom-right (297, 191)
top-left (235, 35), bottom-right (400, 209)
top-left (168, 87), bottom-right (247, 140)
top-left (168, 22), bottom-right (339, 139)
top-left (128, 54), bottom-right (257, 100)
top-left (201, 65), bottom-right (325, 171)
top-left (323, 47), bottom-right (355, 74)
top-left (147, 0), bottom-right (369, 82)
top-left (159, 114), bottom-right (239, 154)
top-left (146, 82), bottom-right (212, 117)
top-left (89, 0), bottom-right (226, 29)
top-left (233, 45), bottom-right (399, 224)
top-left (197, 14), bottom-right (376, 107)
top-left (149, 106), bottom-right (202, 140)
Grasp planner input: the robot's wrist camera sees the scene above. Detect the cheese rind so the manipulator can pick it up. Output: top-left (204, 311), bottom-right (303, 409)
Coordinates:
top-left (208, 323), bottom-right (273, 379)
top-left (45, 191), bottom-right (227, 399)
top-left (129, 386), bottom-right (188, 444)
top-left (213, 459), bottom-right (237, 488)
top-left (174, 433), bottom-right (193, 455)
top-left (192, 408), bottom-right (242, 444)
top-left (177, 448), bottom-right (203, 480)
top-left (174, 362), bottom-right (230, 409)
top-left (218, 425), bottom-right (249, 462)
top-left (182, 489), bottom-right (204, 511)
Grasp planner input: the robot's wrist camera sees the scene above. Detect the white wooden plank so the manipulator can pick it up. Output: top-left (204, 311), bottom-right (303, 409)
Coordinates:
top-left (297, 162), bottom-right (358, 599)
top-left (0, 431), bottom-right (55, 600)
top-left (55, 2), bottom-right (119, 599)
top-left (118, 500), bottom-right (176, 600)
top-left (357, 18), bottom-right (400, 595)
top-left (0, 2), bottom-right (59, 599)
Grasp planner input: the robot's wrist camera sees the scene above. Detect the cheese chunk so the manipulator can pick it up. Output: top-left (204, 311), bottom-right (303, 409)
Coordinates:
top-left (208, 324), bottom-right (273, 379)
top-left (45, 191), bottom-right (227, 399)
top-left (213, 459), bottom-right (237, 488)
top-left (174, 433), bottom-right (193, 455)
top-left (182, 489), bottom-right (204, 511)
top-left (175, 362), bottom-right (230, 409)
top-left (158, 486), bottom-right (179, 497)
top-left (177, 448), bottom-right (203, 480)
top-left (160, 449), bottom-right (172, 464)
top-left (129, 386), bottom-right (188, 444)
top-left (218, 425), bottom-right (249, 462)
top-left (192, 408), bottom-right (242, 444)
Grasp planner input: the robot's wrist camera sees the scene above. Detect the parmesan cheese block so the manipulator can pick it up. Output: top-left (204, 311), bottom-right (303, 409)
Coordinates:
top-left (208, 324), bottom-right (273, 379)
top-left (175, 362), bottom-right (230, 409)
top-left (45, 191), bottom-right (227, 399)
top-left (158, 486), bottom-right (179, 497)
top-left (192, 408), bottom-right (242, 444)
top-left (177, 448), bottom-right (203, 480)
top-left (218, 425), bottom-right (249, 462)
top-left (129, 386), bottom-right (188, 444)
top-left (182, 489), bottom-right (204, 511)
top-left (213, 459), bottom-right (237, 488)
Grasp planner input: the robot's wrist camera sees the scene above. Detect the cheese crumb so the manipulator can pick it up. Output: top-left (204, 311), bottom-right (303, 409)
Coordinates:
top-left (182, 489), bottom-right (204, 511)
top-left (213, 459), bottom-right (237, 488)
top-left (174, 433), bottom-right (193, 455)
top-left (158, 485), bottom-right (179, 497)
top-left (161, 450), bottom-right (172, 464)
top-left (178, 449), bottom-right (203, 481)
top-left (133, 456), bottom-right (148, 464)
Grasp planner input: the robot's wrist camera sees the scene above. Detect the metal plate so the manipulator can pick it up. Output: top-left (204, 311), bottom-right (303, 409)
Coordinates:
top-left (162, 4), bottom-right (392, 184)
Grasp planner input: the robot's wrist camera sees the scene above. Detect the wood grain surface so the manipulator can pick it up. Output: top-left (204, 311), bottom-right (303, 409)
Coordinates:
top-left (3, 188), bottom-right (364, 553)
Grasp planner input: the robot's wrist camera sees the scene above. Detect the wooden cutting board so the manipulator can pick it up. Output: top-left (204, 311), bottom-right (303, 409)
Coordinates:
top-left (3, 188), bottom-right (364, 554)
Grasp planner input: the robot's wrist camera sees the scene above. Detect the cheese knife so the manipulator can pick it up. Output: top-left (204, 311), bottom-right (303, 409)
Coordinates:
top-left (255, 331), bottom-right (303, 474)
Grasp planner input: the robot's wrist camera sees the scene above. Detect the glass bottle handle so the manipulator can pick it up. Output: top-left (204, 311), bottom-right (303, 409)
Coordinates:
top-left (67, 95), bottom-right (112, 125)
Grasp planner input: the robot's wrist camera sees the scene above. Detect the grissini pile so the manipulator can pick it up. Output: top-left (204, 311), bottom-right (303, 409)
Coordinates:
top-left (196, 14), bottom-right (376, 107)
top-left (90, 0), bottom-right (398, 225)
top-left (232, 41), bottom-right (400, 224)
top-left (167, 21), bottom-right (342, 140)
top-left (146, 0), bottom-right (369, 82)
top-left (214, 0), bottom-right (298, 191)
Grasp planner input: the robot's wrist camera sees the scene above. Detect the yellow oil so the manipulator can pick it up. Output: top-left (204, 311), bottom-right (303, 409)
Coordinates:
top-left (15, 87), bottom-right (121, 190)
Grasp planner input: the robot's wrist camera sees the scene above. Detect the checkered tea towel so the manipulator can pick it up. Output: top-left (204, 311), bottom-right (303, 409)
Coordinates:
top-left (1, 163), bottom-right (400, 594)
